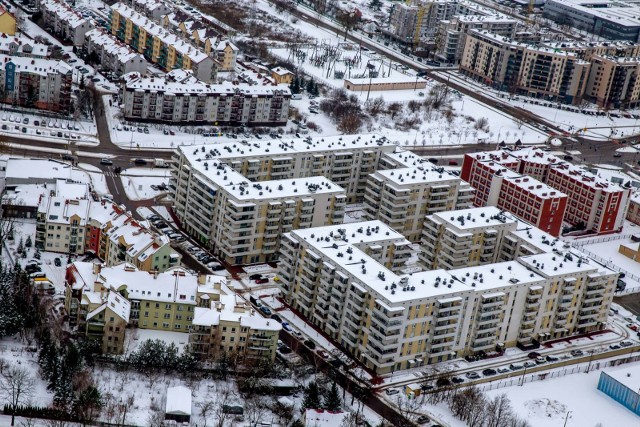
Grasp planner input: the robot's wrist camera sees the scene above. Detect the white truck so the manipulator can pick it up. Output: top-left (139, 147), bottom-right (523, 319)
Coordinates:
top-left (154, 158), bottom-right (169, 168)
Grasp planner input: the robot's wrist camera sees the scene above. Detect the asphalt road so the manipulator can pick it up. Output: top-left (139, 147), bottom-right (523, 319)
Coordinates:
top-left (614, 294), bottom-right (640, 317)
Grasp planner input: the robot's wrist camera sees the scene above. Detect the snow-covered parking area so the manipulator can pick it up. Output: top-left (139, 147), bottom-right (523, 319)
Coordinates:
top-left (120, 168), bottom-right (170, 201)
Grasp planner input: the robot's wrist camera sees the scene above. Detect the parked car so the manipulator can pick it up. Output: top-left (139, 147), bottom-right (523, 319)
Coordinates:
top-left (270, 314), bottom-right (282, 323)
top-left (627, 323), bottom-right (638, 331)
top-left (259, 306), bottom-right (272, 316)
top-left (249, 274), bottom-right (263, 280)
top-left (509, 363), bottom-right (524, 370)
top-left (385, 389), bottom-right (399, 396)
top-left (466, 371), bottom-right (480, 379)
top-left (528, 351), bottom-right (541, 359)
top-left (255, 278), bottom-right (269, 284)
top-left (416, 415), bottom-right (430, 424)
top-left (482, 368), bottom-right (497, 376)
top-left (282, 322), bottom-right (292, 332)
top-left (535, 356), bottom-right (546, 364)
top-left (570, 349), bottom-right (584, 357)
top-left (621, 341), bottom-right (633, 347)
top-left (546, 355), bottom-right (559, 362)
top-left (451, 377), bottom-right (464, 384)
top-left (304, 339), bottom-right (316, 349)
top-left (523, 361), bottom-right (536, 368)
top-left (133, 158), bottom-right (147, 165)
top-left (609, 344), bottom-right (621, 350)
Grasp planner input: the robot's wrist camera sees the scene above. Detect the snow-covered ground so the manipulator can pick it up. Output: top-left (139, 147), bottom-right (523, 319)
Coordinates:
top-left (120, 167), bottom-right (170, 201)
top-left (78, 162), bottom-right (110, 196)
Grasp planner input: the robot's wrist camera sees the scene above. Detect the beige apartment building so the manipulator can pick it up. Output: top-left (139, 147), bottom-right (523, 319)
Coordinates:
top-left (278, 220), bottom-right (617, 373)
top-left (363, 167), bottom-right (474, 241)
top-left (584, 55), bottom-right (640, 109)
top-left (170, 135), bottom-right (406, 265)
top-left (461, 30), bottom-right (590, 104)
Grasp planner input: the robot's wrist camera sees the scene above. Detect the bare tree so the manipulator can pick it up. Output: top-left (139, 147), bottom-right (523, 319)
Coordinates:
top-left (196, 400), bottom-right (216, 427)
top-left (244, 395), bottom-right (269, 425)
top-left (337, 115), bottom-right (363, 134)
top-left (486, 394), bottom-right (513, 427)
top-left (0, 364), bottom-right (36, 426)
top-left (210, 383), bottom-right (236, 427)
top-left (387, 102), bottom-right (403, 119)
top-left (365, 96), bottom-right (386, 117)
top-left (394, 394), bottom-right (421, 425)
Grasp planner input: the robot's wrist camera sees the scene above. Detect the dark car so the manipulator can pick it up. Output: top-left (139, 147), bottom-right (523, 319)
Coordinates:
top-left (563, 155), bottom-right (573, 161)
top-left (435, 377), bottom-right (451, 387)
top-left (528, 351), bottom-right (541, 359)
top-left (249, 274), bottom-right (263, 280)
top-left (304, 339), bottom-right (316, 349)
top-left (54, 257), bottom-right (62, 267)
top-left (25, 264), bottom-right (42, 274)
top-left (570, 349), bottom-right (584, 357)
top-left (482, 368), bottom-right (497, 376)
top-left (451, 377), bottom-right (464, 384)
top-left (271, 314), bottom-right (283, 323)
top-left (133, 158), bottom-right (147, 166)
top-left (417, 415), bottom-right (430, 424)
top-left (259, 306), bottom-right (272, 316)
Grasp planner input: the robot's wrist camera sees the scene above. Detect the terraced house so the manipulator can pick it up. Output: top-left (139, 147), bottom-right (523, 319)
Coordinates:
top-left (110, 2), bottom-right (217, 82)
top-left (65, 262), bottom-right (280, 359)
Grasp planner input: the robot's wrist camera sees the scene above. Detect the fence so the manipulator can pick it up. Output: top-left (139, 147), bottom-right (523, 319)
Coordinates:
top-left (578, 247), bottom-right (640, 285)
top-left (478, 353), bottom-right (640, 392)
top-left (572, 234), bottom-right (635, 247)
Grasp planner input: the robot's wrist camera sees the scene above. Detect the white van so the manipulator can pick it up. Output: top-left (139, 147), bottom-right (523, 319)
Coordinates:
top-left (291, 94), bottom-right (303, 100)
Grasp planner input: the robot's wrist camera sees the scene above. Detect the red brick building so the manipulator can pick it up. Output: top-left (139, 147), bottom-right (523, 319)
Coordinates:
top-left (462, 148), bottom-right (630, 236)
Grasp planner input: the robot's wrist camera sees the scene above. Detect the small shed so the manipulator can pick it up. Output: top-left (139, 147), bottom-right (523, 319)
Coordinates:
top-left (165, 386), bottom-right (192, 423)
top-left (405, 383), bottom-right (422, 398)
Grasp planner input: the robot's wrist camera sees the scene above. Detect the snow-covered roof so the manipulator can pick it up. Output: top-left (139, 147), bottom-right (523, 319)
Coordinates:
top-left (451, 260), bottom-right (546, 291)
top-left (111, 3), bottom-right (210, 63)
top-left (518, 251), bottom-right (611, 277)
top-left (430, 206), bottom-right (517, 231)
top-left (4, 159), bottom-right (90, 185)
top-left (86, 290), bottom-right (131, 323)
top-left (123, 69), bottom-right (287, 95)
top-left (85, 29), bottom-right (146, 64)
top-left (165, 386), bottom-right (191, 416)
top-left (503, 175), bottom-right (567, 199)
top-left (0, 54), bottom-right (71, 76)
top-left (0, 34), bottom-right (49, 57)
top-left (2, 183), bottom-right (49, 208)
top-left (373, 165), bottom-right (461, 187)
top-left (42, 197), bottom-right (90, 225)
top-left (304, 409), bottom-right (348, 427)
top-left (41, 0), bottom-right (92, 29)
top-left (547, 0), bottom-right (640, 27)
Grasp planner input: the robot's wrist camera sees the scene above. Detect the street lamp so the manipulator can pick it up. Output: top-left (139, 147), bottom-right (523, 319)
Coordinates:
top-left (563, 410), bottom-right (573, 427)
top-left (585, 349), bottom-right (595, 373)
top-left (519, 365), bottom-right (528, 386)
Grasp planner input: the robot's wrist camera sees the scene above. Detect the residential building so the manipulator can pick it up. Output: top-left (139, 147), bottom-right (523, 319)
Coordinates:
top-left (0, 7), bottom-right (16, 35)
top-left (41, 0), bottom-right (94, 46)
top-left (461, 151), bottom-right (567, 236)
top-left (110, 3), bottom-right (217, 82)
top-left (65, 262), bottom-right (280, 360)
top-left (128, 0), bottom-right (170, 20)
top-left (436, 15), bottom-right (518, 64)
top-left (462, 148), bottom-right (630, 235)
top-left (626, 193), bottom-right (640, 226)
top-left (36, 188), bottom-right (181, 270)
top-left (584, 55), bottom-right (640, 109)
top-left (122, 70), bottom-right (290, 125)
top-left (84, 29), bottom-right (148, 76)
top-left (0, 34), bottom-right (48, 57)
top-left (386, 0), bottom-right (460, 47)
top-left (271, 66), bottom-right (294, 85)
top-left (279, 219), bottom-right (617, 373)
top-left (170, 135), bottom-right (412, 265)
top-left (84, 290), bottom-right (130, 354)
top-left (0, 54), bottom-right (72, 113)
top-left (543, 0), bottom-right (640, 42)
top-left (420, 206), bottom-right (569, 269)
top-left (460, 30), bottom-right (591, 104)
top-left (363, 166), bottom-right (474, 241)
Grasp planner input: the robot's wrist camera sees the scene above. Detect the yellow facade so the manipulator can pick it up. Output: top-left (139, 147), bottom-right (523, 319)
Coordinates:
top-left (0, 9), bottom-right (16, 35)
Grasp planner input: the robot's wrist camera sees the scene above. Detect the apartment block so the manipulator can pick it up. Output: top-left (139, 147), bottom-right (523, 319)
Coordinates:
top-left (387, 0), bottom-right (462, 46)
top-left (461, 151), bottom-right (567, 236)
top-left (0, 55), bottom-right (72, 113)
top-left (110, 3), bottom-right (216, 82)
top-left (41, 0), bottom-right (94, 46)
top-left (84, 29), bottom-right (148, 77)
top-left (127, 0), bottom-right (170, 19)
top-left (122, 70), bottom-right (289, 125)
top-left (420, 206), bottom-right (570, 269)
top-left (461, 30), bottom-right (591, 104)
top-left (0, 7), bottom-right (16, 36)
top-left (279, 219), bottom-right (617, 373)
top-left (463, 148), bottom-right (629, 235)
top-left (436, 15), bottom-right (518, 64)
top-left (584, 55), bottom-right (640, 109)
top-left (627, 193), bottom-right (640, 226)
top-left (363, 166), bottom-right (474, 241)
top-left (65, 262), bottom-right (280, 359)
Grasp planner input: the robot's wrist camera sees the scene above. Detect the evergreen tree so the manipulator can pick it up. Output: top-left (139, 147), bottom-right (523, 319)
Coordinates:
top-left (17, 238), bottom-right (23, 254)
top-left (302, 381), bottom-right (321, 409)
top-left (25, 236), bottom-right (32, 248)
top-left (7, 224), bottom-right (14, 241)
top-left (322, 381), bottom-right (342, 411)
top-left (306, 78), bottom-right (315, 94)
top-left (369, 0), bottom-right (382, 10)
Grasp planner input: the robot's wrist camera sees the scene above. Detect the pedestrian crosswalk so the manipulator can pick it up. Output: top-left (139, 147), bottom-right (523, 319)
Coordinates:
top-left (104, 171), bottom-right (120, 177)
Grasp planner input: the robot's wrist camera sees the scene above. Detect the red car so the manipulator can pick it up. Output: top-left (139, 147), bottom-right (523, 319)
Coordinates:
top-left (255, 278), bottom-right (269, 284)
top-left (627, 323), bottom-right (638, 331)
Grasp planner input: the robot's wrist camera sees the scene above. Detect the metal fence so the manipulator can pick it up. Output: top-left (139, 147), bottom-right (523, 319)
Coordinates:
top-left (478, 354), bottom-right (640, 392)
top-left (578, 247), bottom-right (640, 285)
